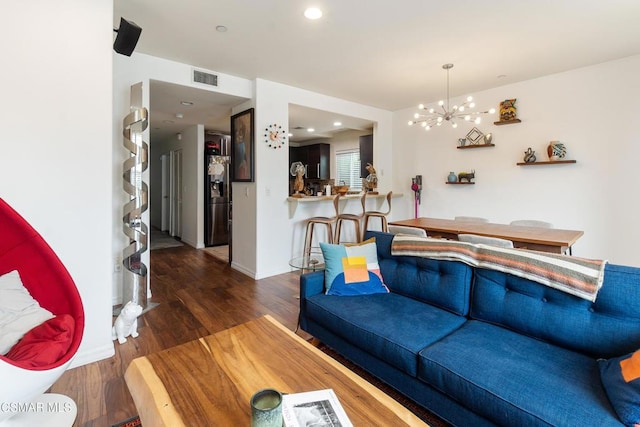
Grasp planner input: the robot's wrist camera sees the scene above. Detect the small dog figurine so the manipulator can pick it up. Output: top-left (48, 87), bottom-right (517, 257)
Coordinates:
top-left (112, 301), bottom-right (143, 344)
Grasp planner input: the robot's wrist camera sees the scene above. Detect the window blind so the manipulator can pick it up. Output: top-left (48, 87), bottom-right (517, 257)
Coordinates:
top-left (335, 149), bottom-right (362, 190)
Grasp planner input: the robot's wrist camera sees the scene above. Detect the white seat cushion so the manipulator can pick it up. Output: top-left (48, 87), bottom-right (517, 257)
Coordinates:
top-left (0, 270), bottom-right (54, 355)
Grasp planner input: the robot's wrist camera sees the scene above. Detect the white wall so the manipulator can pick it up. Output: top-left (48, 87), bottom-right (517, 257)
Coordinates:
top-left (113, 53), bottom-right (252, 303)
top-left (392, 55), bottom-right (640, 266)
top-left (0, 1), bottom-right (114, 366)
top-left (253, 79), bottom-right (394, 278)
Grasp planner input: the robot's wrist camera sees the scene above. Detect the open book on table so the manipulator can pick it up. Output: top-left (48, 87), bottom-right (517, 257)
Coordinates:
top-left (282, 388), bottom-right (353, 427)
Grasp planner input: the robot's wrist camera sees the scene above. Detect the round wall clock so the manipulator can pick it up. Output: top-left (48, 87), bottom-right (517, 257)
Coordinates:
top-left (264, 123), bottom-right (287, 149)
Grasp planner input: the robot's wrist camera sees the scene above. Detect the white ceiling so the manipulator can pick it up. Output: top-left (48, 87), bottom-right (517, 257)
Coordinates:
top-left (116, 0), bottom-right (640, 142)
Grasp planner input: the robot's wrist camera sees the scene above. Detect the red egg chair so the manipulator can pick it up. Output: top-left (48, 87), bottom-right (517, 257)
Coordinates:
top-left (0, 198), bottom-right (84, 425)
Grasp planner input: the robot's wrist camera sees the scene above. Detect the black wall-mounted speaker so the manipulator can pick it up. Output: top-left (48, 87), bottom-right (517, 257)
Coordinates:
top-left (113, 18), bottom-right (142, 56)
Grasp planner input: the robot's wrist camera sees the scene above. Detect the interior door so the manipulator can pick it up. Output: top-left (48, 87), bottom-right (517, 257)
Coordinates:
top-left (170, 149), bottom-right (183, 238)
top-left (161, 154), bottom-right (170, 231)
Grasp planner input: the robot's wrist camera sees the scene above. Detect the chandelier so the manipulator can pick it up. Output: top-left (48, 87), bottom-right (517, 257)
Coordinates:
top-left (408, 63), bottom-right (495, 130)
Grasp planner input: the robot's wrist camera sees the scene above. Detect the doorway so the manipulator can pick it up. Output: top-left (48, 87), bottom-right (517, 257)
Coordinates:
top-left (161, 153), bottom-right (170, 231)
top-left (169, 149), bottom-right (183, 238)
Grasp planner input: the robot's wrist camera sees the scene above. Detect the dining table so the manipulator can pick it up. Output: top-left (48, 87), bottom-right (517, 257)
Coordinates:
top-left (388, 217), bottom-right (584, 254)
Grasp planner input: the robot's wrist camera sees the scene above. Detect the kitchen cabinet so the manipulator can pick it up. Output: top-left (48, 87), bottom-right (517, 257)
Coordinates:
top-left (289, 143), bottom-right (330, 179)
top-left (359, 134), bottom-right (373, 178)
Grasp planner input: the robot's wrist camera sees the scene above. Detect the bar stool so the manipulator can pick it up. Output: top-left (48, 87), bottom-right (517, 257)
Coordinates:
top-left (303, 195), bottom-right (340, 256)
top-left (335, 192), bottom-right (366, 243)
top-left (363, 191), bottom-right (393, 233)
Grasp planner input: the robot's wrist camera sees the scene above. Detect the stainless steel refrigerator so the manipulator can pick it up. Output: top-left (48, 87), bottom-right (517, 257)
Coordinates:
top-left (205, 134), bottom-right (231, 247)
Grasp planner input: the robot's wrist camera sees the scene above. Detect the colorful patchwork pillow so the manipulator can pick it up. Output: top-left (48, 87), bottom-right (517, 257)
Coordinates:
top-left (598, 349), bottom-right (640, 426)
top-left (320, 238), bottom-right (388, 296)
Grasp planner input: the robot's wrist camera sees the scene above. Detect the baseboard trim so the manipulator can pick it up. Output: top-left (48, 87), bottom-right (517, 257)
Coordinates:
top-left (230, 262), bottom-right (256, 279)
top-left (70, 343), bottom-right (114, 368)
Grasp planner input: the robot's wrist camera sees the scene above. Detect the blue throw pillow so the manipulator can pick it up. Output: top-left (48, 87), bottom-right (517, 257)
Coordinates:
top-left (598, 349), bottom-right (640, 426)
top-left (320, 238), bottom-right (388, 296)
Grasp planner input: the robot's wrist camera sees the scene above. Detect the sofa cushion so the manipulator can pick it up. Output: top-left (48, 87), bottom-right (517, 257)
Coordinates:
top-left (365, 231), bottom-right (473, 316)
top-left (599, 349), bottom-right (640, 426)
top-left (471, 263), bottom-right (640, 359)
top-left (320, 238), bottom-right (388, 295)
top-left (418, 320), bottom-right (622, 426)
top-left (305, 292), bottom-right (466, 376)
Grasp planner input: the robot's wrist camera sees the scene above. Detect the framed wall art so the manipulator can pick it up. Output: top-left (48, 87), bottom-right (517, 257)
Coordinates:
top-left (231, 108), bottom-right (255, 182)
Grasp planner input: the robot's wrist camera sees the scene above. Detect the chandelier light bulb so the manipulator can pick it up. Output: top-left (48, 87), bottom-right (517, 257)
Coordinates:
top-left (408, 120), bottom-right (414, 125)
top-left (409, 63), bottom-right (495, 133)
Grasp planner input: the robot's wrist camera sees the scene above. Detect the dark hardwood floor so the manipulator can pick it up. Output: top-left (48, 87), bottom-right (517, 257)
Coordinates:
top-left (51, 245), bottom-right (306, 426)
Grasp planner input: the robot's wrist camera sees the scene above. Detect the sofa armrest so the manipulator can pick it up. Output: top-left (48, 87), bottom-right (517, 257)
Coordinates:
top-left (300, 271), bottom-right (324, 298)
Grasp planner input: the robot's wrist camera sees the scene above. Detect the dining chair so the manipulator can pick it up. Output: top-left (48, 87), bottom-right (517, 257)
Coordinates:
top-left (510, 219), bottom-right (554, 228)
top-left (388, 225), bottom-right (427, 237)
top-left (457, 234), bottom-right (514, 248)
top-left (454, 216), bottom-right (489, 223)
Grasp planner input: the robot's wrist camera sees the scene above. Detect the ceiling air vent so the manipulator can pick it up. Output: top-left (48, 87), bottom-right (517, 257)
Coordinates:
top-left (192, 69), bottom-right (218, 87)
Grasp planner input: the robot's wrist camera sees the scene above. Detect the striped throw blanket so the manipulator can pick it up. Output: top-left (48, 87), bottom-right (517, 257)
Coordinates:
top-left (391, 235), bottom-right (607, 302)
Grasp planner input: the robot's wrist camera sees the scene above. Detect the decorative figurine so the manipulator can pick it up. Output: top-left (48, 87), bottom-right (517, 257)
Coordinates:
top-left (364, 163), bottom-right (378, 193)
top-left (112, 301), bottom-right (143, 344)
top-left (458, 138), bottom-right (467, 147)
top-left (458, 170), bottom-right (475, 183)
top-left (547, 141), bottom-right (567, 161)
top-left (524, 147), bottom-right (536, 163)
top-left (447, 172), bottom-right (458, 183)
top-left (290, 161), bottom-right (306, 197)
top-left (499, 99), bottom-right (518, 122)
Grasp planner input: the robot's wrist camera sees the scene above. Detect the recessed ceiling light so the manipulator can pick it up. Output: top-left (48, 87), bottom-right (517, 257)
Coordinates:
top-left (304, 7), bottom-right (322, 20)
top-left (497, 74), bottom-right (507, 79)
top-left (163, 120), bottom-right (174, 124)
top-left (175, 113), bottom-right (183, 119)
top-left (216, 25), bottom-right (228, 32)
top-left (288, 133), bottom-right (293, 137)
top-left (333, 121), bottom-right (342, 126)
top-left (180, 101), bottom-right (194, 106)
top-left (307, 128), bottom-right (315, 132)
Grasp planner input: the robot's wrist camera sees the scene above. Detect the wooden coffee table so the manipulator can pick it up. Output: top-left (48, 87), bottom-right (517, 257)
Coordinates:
top-left (125, 315), bottom-right (427, 426)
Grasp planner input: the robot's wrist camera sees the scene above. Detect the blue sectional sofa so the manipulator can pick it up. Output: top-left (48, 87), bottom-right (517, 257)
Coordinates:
top-left (299, 231), bottom-right (640, 426)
